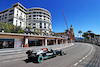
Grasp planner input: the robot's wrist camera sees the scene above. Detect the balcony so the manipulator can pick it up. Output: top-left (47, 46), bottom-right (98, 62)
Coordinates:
top-left (9, 15), bottom-right (14, 19)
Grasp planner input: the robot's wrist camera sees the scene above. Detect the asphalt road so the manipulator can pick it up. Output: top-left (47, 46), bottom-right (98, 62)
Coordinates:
top-left (0, 43), bottom-right (94, 67)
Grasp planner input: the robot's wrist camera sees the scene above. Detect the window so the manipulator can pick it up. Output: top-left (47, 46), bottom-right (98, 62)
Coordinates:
top-left (20, 22), bottom-right (21, 26)
top-left (21, 13), bottom-right (22, 15)
top-left (5, 14), bottom-right (7, 16)
top-left (44, 27), bottom-right (46, 28)
top-left (33, 12), bottom-right (36, 13)
top-left (29, 9), bottom-right (31, 11)
top-left (33, 27), bottom-right (36, 28)
top-left (40, 23), bottom-right (42, 25)
top-left (48, 15), bottom-right (50, 17)
top-left (17, 11), bottom-right (18, 13)
top-left (39, 12), bottom-right (42, 14)
top-left (24, 18), bottom-right (25, 20)
top-left (33, 15), bottom-right (36, 17)
top-left (29, 23), bottom-right (31, 25)
top-left (44, 23), bottom-right (46, 25)
top-left (29, 12), bottom-right (31, 14)
top-left (9, 13), bottom-right (13, 15)
top-left (16, 14), bottom-right (18, 16)
top-left (20, 16), bottom-right (22, 18)
top-left (29, 15), bottom-right (31, 17)
top-left (40, 26), bottom-right (42, 28)
top-left (10, 10), bottom-right (13, 12)
top-left (33, 18), bottom-right (35, 19)
top-left (5, 17), bottom-right (7, 19)
top-left (43, 13), bottom-right (45, 14)
top-left (33, 23), bottom-right (35, 25)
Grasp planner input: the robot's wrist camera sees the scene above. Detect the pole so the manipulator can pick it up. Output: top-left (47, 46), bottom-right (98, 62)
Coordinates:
top-left (62, 10), bottom-right (73, 41)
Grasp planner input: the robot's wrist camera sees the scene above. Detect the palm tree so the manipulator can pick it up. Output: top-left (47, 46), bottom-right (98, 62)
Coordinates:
top-left (78, 30), bottom-right (82, 38)
top-left (87, 30), bottom-right (91, 34)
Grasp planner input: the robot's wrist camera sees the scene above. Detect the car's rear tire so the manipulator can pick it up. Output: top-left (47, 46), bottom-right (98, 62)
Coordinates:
top-left (28, 57), bottom-right (31, 60)
top-left (37, 55), bottom-right (43, 63)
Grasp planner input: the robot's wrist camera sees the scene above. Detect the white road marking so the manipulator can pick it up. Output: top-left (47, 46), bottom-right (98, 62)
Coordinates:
top-left (85, 55), bottom-right (88, 57)
top-left (79, 60), bottom-right (82, 62)
top-left (74, 63), bottom-right (78, 66)
top-left (82, 57), bottom-right (85, 60)
top-left (73, 44), bottom-right (94, 67)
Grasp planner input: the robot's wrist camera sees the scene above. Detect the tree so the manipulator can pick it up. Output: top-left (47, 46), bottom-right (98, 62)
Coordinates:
top-left (82, 32), bottom-right (88, 41)
top-left (33, 30), bottom-right (36, 35)
top-left (87, 30), bottom-right (91, 34)
top-left (87, 30), bottom-right (92, 41)
top-left (17, 26), bottom-right (24, 34)
top-left (82, 33), bottom-right (87, 37)
top-left (78, 30), bottom-right (82, 38)
top-left (40, 30), bottom-right (42, 35)
top-left (26, 26), bottom-right (31, 31)
top-left (90, 33), bottom-right (95, 38)
top-left (37, 29), bottom-right (40, 35)
top-left (0, 23), bottom-right (24, 33)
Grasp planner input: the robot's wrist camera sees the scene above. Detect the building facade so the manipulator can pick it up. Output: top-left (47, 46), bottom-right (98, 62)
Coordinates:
top-left (0, 2), bottom-right (52, 34)
top-left (0, 3), bottom-right (27, 29)
top-left (27, 8), bottom-right (52, 34)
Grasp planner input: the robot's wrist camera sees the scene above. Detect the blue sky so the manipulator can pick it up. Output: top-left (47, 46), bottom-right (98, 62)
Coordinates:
top-left (0, 0), bottom-right (100, 36)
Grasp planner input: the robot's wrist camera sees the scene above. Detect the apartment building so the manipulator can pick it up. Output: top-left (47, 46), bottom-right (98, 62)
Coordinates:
top-left (27, 7), bottom-right (52, 34)
top-left (0, 2), bottom-right (52, 34)
top-left (0, 2), bottom-right (27, 29)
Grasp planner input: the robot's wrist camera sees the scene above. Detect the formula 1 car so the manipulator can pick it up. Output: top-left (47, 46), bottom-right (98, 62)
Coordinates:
top-left (26, 48), bottom-right (66, 63)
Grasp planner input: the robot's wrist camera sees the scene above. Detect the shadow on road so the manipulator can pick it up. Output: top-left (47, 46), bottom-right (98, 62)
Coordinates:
top-left (23, 56), bottom-right (60, 64)
top-left (23, 58), bottom-right (53, 64)
top-left (23, 59), bottom-right (38, 63)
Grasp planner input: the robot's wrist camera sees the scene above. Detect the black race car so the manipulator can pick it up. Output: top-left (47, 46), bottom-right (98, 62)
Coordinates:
top-left (26, 48), bottom-right (66, 63)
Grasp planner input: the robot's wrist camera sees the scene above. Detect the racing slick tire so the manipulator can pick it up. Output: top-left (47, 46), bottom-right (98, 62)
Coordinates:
top-left (60, 50), bottom-right (65, 56)
top-left (37, 55), bottom-right (43, 63)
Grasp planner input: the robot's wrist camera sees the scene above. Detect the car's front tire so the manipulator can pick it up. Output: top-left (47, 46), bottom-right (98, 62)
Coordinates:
top-left (60, 50), bottom-right (65, 56)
